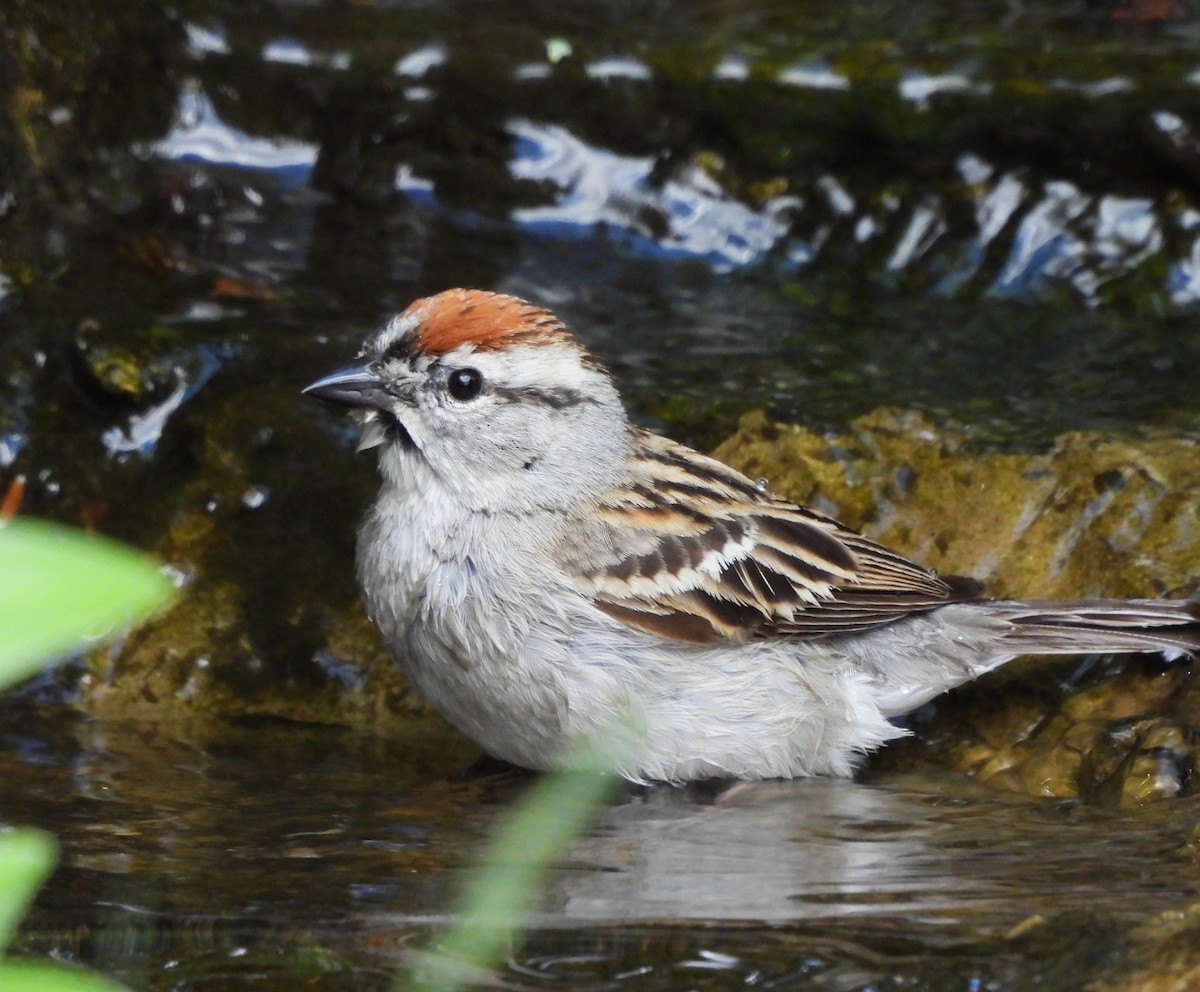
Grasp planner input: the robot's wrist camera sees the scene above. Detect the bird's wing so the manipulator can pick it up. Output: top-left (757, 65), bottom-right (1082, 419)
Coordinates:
top-left (558, 429), bottom-right (981, 644)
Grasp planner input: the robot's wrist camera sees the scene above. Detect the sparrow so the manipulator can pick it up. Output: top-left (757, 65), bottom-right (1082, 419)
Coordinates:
top-left (304, 288), bottom-right (1200, 783)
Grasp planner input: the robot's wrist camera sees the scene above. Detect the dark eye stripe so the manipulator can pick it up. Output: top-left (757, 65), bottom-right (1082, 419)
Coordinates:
top-left (489, 385), bottom-right (594, 409)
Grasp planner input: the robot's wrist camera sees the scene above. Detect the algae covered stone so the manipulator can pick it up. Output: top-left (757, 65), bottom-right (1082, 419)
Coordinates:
top-left (716, 409), bottom-right (1200, 802)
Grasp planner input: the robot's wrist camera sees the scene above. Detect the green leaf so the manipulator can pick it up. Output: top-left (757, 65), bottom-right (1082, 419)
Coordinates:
top-left (0, 960), bottom-right (131, 992)
top-left (0, 519), bottom-right (174, 691)
top-left (0, 830), bottom-right (56, 956)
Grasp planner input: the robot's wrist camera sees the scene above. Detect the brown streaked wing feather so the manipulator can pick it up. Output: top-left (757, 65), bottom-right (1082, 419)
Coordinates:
top-left (563, 429), bottom-right (983, 644)
top-left (592, 599), bottom-right (722, 644)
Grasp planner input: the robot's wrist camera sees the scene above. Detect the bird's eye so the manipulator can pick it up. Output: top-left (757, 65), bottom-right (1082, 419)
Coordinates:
top-left (447, 367), bottom-right (483, 401)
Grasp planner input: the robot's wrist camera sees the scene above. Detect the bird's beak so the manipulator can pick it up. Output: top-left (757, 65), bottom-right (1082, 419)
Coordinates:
top-left (302, 359), bottom-right (389, 410)
top-left (304, 359), bottom-right (411, 453)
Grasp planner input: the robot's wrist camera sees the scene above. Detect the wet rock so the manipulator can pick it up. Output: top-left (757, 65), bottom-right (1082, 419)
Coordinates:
top-left (715, 408), bottom-right (1200, 600)
top-left (1093, 719), bottom-right (1196, 808)
top-left (73, 374), bottom-right (430, 731)
top-left (70, 318), bottom-right (181, 408)
top-left (976, 737), bottom-right (1085, 799)
top-left (717, 409), bottom-right (1200, 802)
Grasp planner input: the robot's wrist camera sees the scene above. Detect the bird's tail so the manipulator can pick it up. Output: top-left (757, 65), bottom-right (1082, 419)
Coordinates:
top-left (865, 597), bottom-right (1198, 720)
top-left (995, 598), bottom-right (1200, 660)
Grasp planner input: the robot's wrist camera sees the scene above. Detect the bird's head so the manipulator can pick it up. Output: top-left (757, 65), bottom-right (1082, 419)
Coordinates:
top-left (304, 289), bottom-right (632, 513)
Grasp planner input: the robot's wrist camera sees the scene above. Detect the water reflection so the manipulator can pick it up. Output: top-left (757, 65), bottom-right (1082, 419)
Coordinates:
top-left (146, 80), bottom-right (318, 176)
top-left (508, 121), bottom-right (796, 270)
top-left (539, 776), bottom-right (1194, 930)
top-left (3, 713), bottom-right (1197, 990)
top-left (4, 710), bottom-right (1195, 935)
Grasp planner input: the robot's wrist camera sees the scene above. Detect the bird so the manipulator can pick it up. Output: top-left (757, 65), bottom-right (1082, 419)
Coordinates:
top-left (304, 288), bottom-right (1200, 783)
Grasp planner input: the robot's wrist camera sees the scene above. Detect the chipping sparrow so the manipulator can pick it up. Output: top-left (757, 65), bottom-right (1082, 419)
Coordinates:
top-left (305, 289), bottom-right (1200, 782)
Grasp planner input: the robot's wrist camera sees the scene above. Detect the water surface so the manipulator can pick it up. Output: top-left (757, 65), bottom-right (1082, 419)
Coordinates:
top-left (5, 714), bottom-right (1197, 989)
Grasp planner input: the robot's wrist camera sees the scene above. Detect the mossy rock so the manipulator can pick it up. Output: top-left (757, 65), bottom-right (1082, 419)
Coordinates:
top-left (715, 407), bottom-right (1199, 599)
top-left (75, 380), bottom-right (433, 732)
top-left (715, 409), bottom-right (1200, 803)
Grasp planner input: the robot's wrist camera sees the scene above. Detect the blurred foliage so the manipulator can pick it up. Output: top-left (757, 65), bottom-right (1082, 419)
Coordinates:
top-left (0, 518), bottom-right (172, 992)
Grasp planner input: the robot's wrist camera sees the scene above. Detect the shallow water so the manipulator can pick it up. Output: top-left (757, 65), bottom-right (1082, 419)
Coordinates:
top-left (5, 714), bottom-right (1198, 989)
